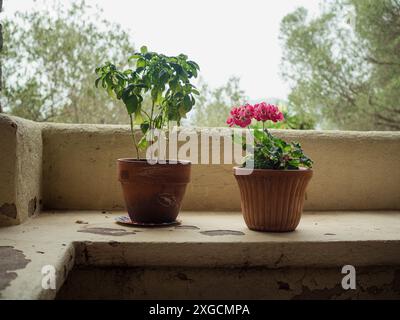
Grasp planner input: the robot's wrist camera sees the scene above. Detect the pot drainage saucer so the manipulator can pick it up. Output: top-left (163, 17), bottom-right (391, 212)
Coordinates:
top-left (115, 216), bottom-right (181, 228)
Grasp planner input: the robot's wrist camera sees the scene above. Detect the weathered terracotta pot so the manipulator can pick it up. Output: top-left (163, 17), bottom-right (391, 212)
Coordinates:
top-left (234, 167), bottom-right (313, 232)
top-left (118, 159), bottom-right (191, 223)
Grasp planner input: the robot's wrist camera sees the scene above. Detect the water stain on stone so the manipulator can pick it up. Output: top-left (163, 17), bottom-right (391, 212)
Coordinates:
top-left (175, 225), bottom-right (200, 230)
top-left (324, 233), bottom-right (336, 236)
top-left (0, 246), bottom-right (31, 292)
top-left (78, 227), bottom-right (135, 236)
top-left (200, 230), bottom-right (245, 236)
top-left (0, 203), bottom-right (17, 219)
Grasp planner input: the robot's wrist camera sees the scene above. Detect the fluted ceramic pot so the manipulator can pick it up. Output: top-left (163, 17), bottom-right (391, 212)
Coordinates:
top-left (234, 167), bottom-right (313, 232)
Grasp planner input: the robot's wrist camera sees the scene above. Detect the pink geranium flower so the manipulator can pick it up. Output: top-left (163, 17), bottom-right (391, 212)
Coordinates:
top-left (226, 102), bottom-right (284, 128)
top-left (254, 102), bottom-right (284, 123)
top-left (226, 104), bottom-right (254, 128)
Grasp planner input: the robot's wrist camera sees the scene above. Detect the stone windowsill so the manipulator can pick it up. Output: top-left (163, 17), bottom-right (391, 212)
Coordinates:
top-left (1, 210), bottom-right (400, 299)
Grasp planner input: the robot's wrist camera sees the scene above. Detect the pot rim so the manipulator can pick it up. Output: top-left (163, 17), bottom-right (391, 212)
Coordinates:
top-left (118, 158), bottom-right (191, 166)
top-left (234, 166), bottom-right (313, 175)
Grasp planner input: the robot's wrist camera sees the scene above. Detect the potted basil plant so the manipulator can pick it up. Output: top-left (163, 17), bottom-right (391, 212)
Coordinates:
top-left (227, 102), bottom-right (313, 232)
top-left (95, 46), bottom-right (200, 225)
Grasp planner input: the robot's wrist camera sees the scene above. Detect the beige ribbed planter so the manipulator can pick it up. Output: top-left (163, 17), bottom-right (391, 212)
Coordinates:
top-left (234, 167), bottom-right (313, 232)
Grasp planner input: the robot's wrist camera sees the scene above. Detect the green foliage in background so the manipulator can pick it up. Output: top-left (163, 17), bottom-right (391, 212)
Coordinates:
top-left (280, 0), bottom-right (400, 130)
top-left (189, 77), bottom-right (246, 127)
top-left (1, 0), bottom-right (134, 123)
top-left (0, 0), bottom-right (318, 130)
top-left (190, 78), bottom-right (315, 129)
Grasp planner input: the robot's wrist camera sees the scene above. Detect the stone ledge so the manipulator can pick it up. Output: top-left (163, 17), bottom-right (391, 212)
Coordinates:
top-left (0, 210), bottom-right (400, 299)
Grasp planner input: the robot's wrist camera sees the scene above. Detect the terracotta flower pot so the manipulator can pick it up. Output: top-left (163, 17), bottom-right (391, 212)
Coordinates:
top-left (234, 167), bottom-right (313, 232)
top-left (118, 159), bottom-right (191, 223)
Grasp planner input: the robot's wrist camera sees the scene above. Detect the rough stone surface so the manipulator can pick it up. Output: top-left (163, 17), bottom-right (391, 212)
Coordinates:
top-left (0, 211), bottom-right (400, 299)
top-left (56, 265), bottom-right (400, 300)
top-left (0, 115), bottom-right (42, 226)
top-left (40, 122), bottom-right (400, 211)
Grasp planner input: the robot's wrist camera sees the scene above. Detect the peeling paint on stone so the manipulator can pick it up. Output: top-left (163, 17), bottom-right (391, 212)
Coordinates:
top-left (0, 203), bottom-right (17, 219)
top-left (175, 272), bottom-right (193, 282)
top-left (0, 246), bottom-right (31, 292)
top-left (274, 254), bottom-right (285, 267)
top-left (292, 284), bottom-right (344, 300)
top-left (28, 197), bottom-right (37, 217)
top-left (108, 241), bottom-right (120, 247)
top-left (200, 230), bottom-right (245, 236)
top-left (392, 270), bottom-right (400, 293)
top-left (277, 281), bottom-right (291, 291)
top-left (78, 227), bottom-right (135, 236)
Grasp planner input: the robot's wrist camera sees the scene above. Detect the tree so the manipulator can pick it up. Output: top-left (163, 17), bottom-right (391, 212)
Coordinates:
top-left (189, 77), bottom-right (246, 127)
top-left (1, 0), bottom-right (135, 123)
top-left (280, 0), bottom-right (400, 130)
top-left (189, 77), bottom-right (315, 129)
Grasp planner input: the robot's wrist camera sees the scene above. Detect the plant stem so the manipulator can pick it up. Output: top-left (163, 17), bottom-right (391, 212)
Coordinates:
top-left (129, 114), bottom-right (140, 160)
top-left (150, 101), bottom-right (155, 143)
top-left (262, 121), bottom-right (272, 139)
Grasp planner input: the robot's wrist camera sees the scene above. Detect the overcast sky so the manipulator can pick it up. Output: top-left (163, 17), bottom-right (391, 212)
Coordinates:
top-left (3, 0), bottom-right (321, 101)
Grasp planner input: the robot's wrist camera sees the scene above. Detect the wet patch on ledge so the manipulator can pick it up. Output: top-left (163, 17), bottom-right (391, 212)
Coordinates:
top-left (200, 230), bottom-right (245, 236)
top-left (175, 225), bottom-right (200, 230)
top-left (0, 203), bottom-right (17, 219)
top-left (0, 246), bottom-right (31, 292)
top-left (78, 227), bottom-right (136, 236)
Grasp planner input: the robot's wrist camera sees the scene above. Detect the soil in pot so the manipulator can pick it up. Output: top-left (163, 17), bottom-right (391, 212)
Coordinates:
top-left (118, 159), bottom-right (191, 224)
top-left (234, 167), bottom-right (313, 232)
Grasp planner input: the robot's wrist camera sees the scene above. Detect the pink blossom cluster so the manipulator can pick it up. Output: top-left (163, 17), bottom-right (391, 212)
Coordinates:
top-left (226, 102), bottom-right (284, 128)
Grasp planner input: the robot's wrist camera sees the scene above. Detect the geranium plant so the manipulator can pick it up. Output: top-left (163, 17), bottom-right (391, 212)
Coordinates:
top-left (95, 46), bottom-right (200, 157)
top-left (227, 102), bottom-right (313, 170)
